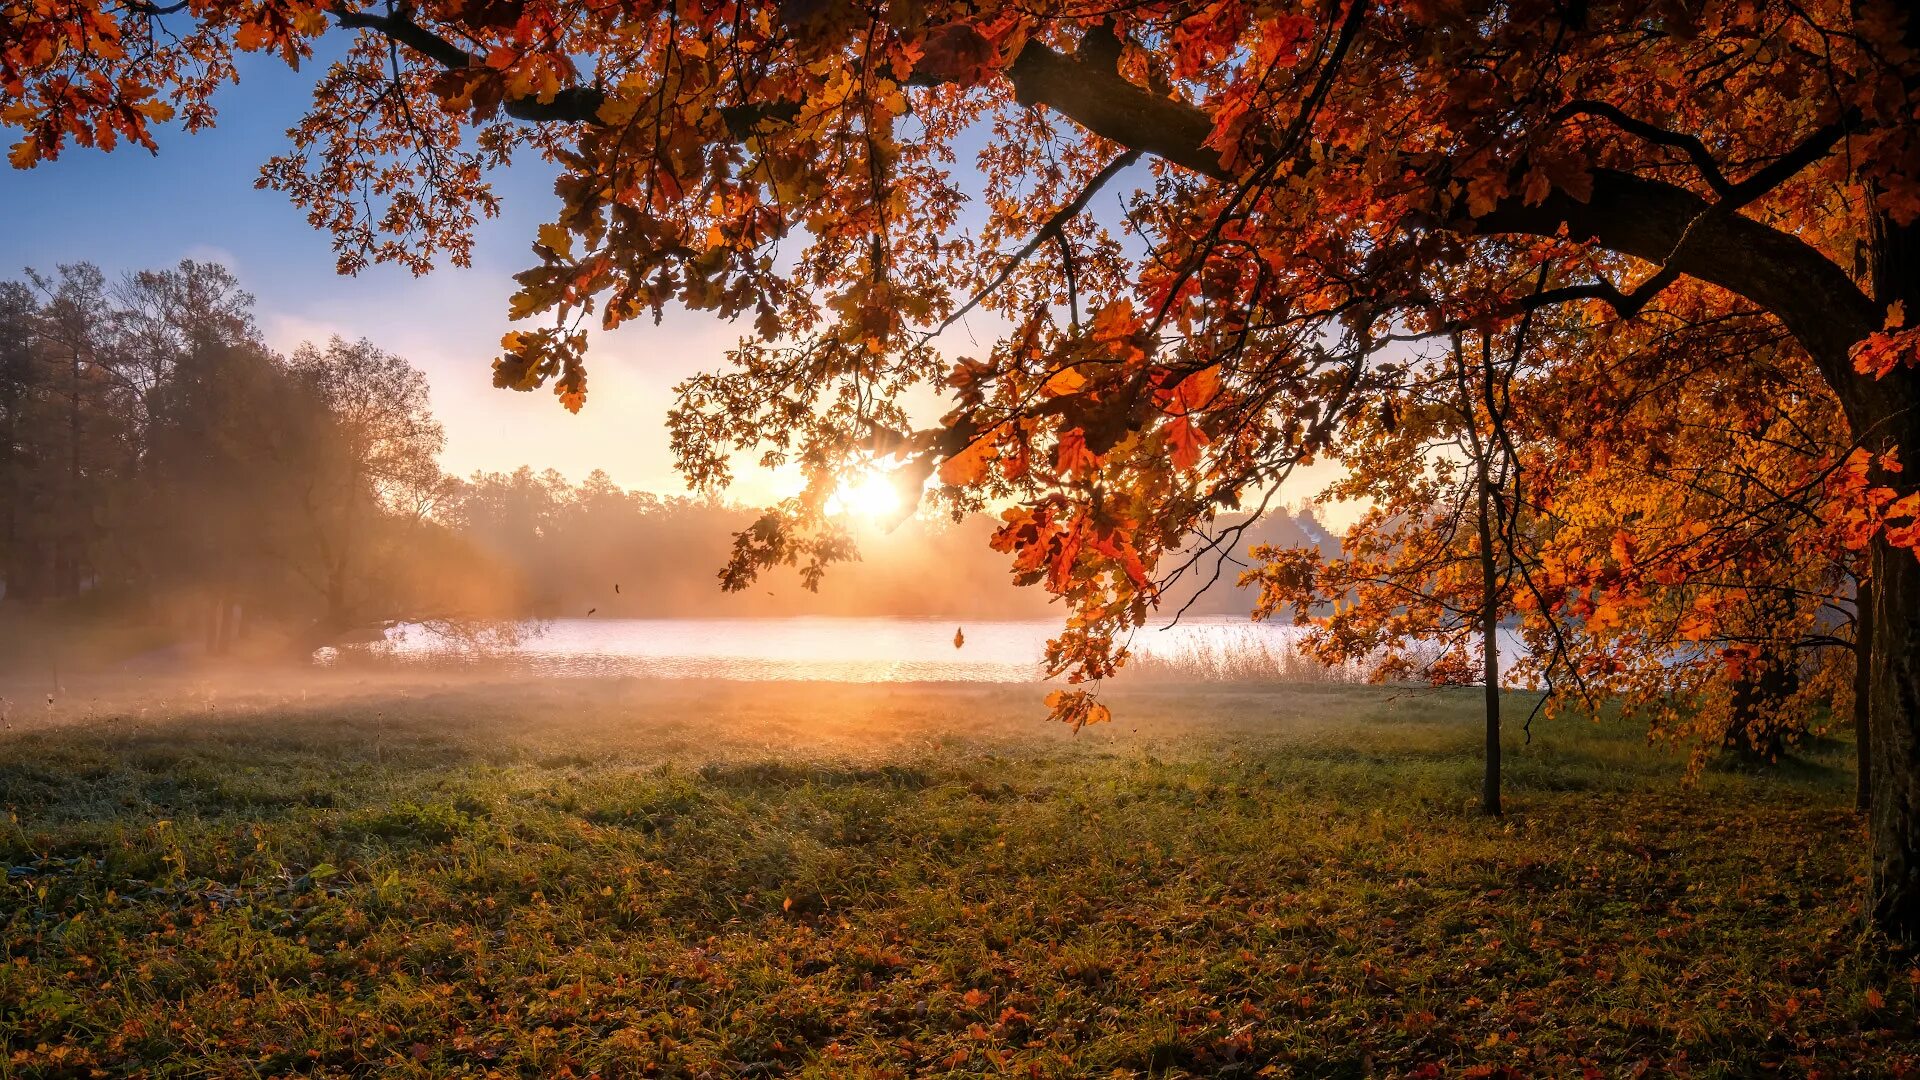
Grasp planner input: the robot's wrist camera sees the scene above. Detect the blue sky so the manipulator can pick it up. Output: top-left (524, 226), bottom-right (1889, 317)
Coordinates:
top-left (0, 52), bottom-right (763, 499)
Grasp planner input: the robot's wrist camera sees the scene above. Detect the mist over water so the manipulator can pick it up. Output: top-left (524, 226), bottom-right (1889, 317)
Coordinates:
top-left (326, 617), bottom-right (1537, 684)
top-left (334, 617), bottom-right (1058, 681)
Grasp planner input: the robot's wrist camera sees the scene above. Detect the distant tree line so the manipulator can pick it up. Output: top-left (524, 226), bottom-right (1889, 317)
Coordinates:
top-left (447, 464), bottom-right (1334, 620)
top-left (0, 260), bottom-right (1339, 657)
top-left (0, 260), bottom-right (464, 651)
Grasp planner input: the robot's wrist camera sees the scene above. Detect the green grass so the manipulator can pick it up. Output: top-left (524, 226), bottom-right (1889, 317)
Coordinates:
top-left (0, 675), bottom-right (1913, 1077)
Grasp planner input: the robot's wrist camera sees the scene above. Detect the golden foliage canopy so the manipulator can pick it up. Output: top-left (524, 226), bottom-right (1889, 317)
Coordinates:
top-left (8, 0), bottom-right (1917, 719)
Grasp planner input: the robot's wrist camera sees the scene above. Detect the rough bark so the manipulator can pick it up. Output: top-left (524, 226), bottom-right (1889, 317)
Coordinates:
top-left (1865, 194), bottom-right (1920, 943)
top-left (1869, 534), bottom-right (1920, 944)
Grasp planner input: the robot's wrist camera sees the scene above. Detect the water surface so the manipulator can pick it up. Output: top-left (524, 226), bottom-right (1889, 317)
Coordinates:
top-left (332, 616), bottom-right (1316, 683)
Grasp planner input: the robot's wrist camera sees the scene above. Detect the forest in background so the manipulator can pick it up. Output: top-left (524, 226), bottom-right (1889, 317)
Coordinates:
top-left (0, 259), bottom-right (1335, 664)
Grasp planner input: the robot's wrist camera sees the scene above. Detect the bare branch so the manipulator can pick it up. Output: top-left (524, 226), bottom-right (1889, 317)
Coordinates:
top-left (933, 150), bottom-right (1140, 336)
top-left (1555, 99), bottom-right (1735, 197)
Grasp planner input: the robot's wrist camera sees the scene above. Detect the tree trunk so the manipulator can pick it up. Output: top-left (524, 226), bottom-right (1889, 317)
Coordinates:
top-left (203, 595), bottom-right (221, 656)
top-left (325, 566), bottom-right (352, 634)
top-left (1724, 649), bottom-right (1799, 763)
top-left (1723, 586), bottom-right (1801, 765)
top-left (1866, 158), bottom-right (1920, 943)
top-left (214, 596), bottom-right (235, 657)
top-left (1868, 536), bottom-right (1920, 944)
top-left (1477, 469), bottom-right (1502, 817)
top-left (59, 346), bottom-right (82, 600)
top-left (1858, 578), bottom-right (1875, 814)
top-left (0, 380), bottom-right (16, 606)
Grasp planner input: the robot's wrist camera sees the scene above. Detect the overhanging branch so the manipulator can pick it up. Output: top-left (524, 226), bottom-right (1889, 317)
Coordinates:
top-left (330, 7), bottom-right (607, 123)
top-left (1475, 169), bottom-right (1878, 415)
top-left (331, 8), bottom-right (473, 71)
top-left (987, 41), bottom-right (1873, 411)
top-left (326, 7), bottom-right (1877, 415)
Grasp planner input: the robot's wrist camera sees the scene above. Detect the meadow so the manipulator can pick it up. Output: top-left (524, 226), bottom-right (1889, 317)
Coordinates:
top-left (0, 674), bottom-right (1912, 1077)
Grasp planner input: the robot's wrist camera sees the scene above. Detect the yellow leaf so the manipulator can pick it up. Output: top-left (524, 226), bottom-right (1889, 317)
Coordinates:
top-left (537, 222), bottom-right (573, 257)
top-left (1465, 172), bottom-right (1507, 217)
top-left (1090, 298), bottom-right (1137, 344)
top-left (1589, 602), bottom-right (1619, 631)
top-left (1171, 365), bottom-right (1220, 411)
top-left (595, 93), bottom-right (640, 126)
top-left (1167, 417), bottom-right (1208, 469)
top-left (1521, 165), bottom-right (1552, 206)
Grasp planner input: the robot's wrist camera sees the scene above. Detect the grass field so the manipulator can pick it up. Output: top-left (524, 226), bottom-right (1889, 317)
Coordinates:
top-left (0, 673), bottom-right (1913, 1077)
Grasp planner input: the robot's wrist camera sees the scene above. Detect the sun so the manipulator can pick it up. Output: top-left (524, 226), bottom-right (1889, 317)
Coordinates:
top-left (828, 470), bottom-right (905, 523)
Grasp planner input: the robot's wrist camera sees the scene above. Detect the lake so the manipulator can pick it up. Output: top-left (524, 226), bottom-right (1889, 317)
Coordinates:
top-left (324, 616), bottom-right (1532, 684)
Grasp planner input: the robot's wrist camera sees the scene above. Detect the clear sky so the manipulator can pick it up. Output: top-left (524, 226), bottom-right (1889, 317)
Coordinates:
top-left (0, 52), bottom-right (791, 502)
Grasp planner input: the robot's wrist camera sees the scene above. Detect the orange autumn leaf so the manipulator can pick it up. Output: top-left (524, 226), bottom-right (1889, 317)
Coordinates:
top-left (938, 436), bottom-right (999, 486)
top-left (1054, 427), bottom-right (1099, 479)
top-left (1044, 366), bottom-right (1087, 395)
top-left (1167, 416), bottom-right (1209, 469)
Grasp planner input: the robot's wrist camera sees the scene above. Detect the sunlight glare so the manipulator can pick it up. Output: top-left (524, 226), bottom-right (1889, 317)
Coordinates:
top-left (828, 469), bottom-right (906, 523)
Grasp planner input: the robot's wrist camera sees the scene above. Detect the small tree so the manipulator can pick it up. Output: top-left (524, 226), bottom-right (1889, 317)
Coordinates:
top-left (1249, 325), bottom-right (1539, 815)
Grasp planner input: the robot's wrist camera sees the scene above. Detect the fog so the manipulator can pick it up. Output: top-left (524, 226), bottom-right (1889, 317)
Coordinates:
top-left (0, 258), bottom-right (1335, 691)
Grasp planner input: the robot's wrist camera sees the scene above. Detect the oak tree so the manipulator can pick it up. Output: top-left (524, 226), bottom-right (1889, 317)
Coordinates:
top-left (12, 0), bottom-right (1920, 939)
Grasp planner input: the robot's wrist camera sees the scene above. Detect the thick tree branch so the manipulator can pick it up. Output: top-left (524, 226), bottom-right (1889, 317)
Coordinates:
top-left (332, 7), bottom-right (809, 130)
top-left (330, 7), bottom-right (1879, 419)
top-left (331, 7), bottom-right (607, 123)
top-left (1555, 100), bottom-right (1735, 197)
top-left (1474, 170), bottom-right (1879, 419)
top-left (1724, 116), bottom-right (1855, 207)
top-left (331, 8), bottom-right (473, 71)
top-left (985, 42), bottom-right (1875, 416)
top-left (1002, 43), bottom-right (1228, 181)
